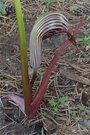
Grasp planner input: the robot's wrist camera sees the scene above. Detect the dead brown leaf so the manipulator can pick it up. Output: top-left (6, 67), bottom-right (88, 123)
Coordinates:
top-left (60, 69), bottom-right (90, 85)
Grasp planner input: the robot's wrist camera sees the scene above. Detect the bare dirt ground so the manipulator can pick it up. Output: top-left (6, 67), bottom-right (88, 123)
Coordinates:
top-left (0, 0), bottom-right (90, 134)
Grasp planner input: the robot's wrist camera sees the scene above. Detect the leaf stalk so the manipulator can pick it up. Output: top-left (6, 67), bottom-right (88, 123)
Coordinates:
top-left (13, 0), bottom-right (32, 116)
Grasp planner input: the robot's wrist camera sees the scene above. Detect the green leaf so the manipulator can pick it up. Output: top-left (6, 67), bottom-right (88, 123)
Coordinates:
top-left (87, 16), bottom-right (90, 20)
top-left (37, 68), bottom-right (44, 76)
top-left (76, 36), bottom-right (90, 45)
top-left (79, 104), bottom-right (86, 112)
top-left (76, 38), bottom-right (84, 43)
top-left (43, 0), bottom-right (53, 8)
top-left (49, 99), bottom-right (57, 107)
top-left (69, 110), bottom-right (76, 118)
top-left (84, 36), bottom-right (90, 42)
top-left (52, 107), bottom-right (58, 112)
top-left (58, 95), bottom-right (66, 105)
top-left (85, 36), bottom-right (90, 41)
top-left (87, 41), bottom-right (90, 46)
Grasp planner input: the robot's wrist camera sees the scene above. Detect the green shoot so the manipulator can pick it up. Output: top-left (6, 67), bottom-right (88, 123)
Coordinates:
top-left (69, 109), bottom-right (77, 118)
top-left (76, 36), bottom-right (90, 47)
top-left (79, 104), bottom-right (86, 112)
top-left (37, 68), bottom-right (44, 77)
top-left (49, 99), bottom-right (57, 107)
top-left (58, 95), bottom-right (67, 105)
top-left (52, 107), bottom-right (58, 112)
top-left (49, 99), bottom-right (58, 112)
top-left (13, 0), bottom-right (32, 116)
top-left (87, 15), bottom-right (90, 20)
top-left (43, 0), bottom-right (53, 8)
top-left (48, 95), bottom-right (67, 112)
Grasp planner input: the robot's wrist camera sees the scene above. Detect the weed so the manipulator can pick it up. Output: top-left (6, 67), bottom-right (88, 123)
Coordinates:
top-left (49, 98), bottom-right (86, 118)
top-left (69, 109), bottom-right (77, 118)
top-left (37, 68), bottom-right (44, 77)
top-left (49, 99), bottom-right (58, 112)
top-left (43, 0), bottom-right (53, 8)
top-left (49, 99), bottom-right (57, 107)
top-left (79, 103), bottom-right (86, 112)
top-left (58, 95), bottom-right (67, 105)
top-left (48, 95), bottom-right (67, 112)
top-left (76, 36), bottom-right (90, 48)
top-left (87, 15), bottom-right (90, 20)
top-left (68, 104), bottom-right (86, 118)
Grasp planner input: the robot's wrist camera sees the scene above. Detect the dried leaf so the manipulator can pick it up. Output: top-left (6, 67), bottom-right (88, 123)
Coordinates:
top-left (7, 94), bottom-right (25, 114)
top-left (60, 69), bottom-right (90, 85)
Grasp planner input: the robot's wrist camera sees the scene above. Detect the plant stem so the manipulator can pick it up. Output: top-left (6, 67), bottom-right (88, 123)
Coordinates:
top-left (13, 0), bottom-right (32, 116)
top-left (28, 16), bottom-right (85, 119)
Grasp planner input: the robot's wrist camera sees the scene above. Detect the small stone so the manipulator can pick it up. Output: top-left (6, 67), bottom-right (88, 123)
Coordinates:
top-left (83, 118), bottom-right (90, 128)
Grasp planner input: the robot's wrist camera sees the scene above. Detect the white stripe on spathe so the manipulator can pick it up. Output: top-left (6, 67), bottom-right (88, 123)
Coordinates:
top-left (29, 12), bottom-right (71, 69)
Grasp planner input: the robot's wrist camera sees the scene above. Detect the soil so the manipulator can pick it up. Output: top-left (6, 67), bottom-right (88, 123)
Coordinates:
top-left (0, 0), bottom-right (90, 135)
